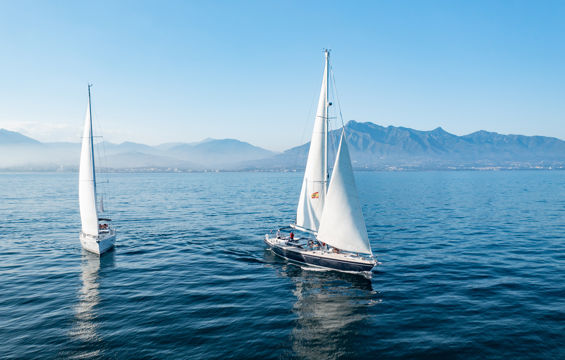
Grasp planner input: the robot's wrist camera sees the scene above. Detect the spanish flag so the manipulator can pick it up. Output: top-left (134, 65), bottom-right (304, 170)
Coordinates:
top-left (311, 192), bottom-right (319, 199)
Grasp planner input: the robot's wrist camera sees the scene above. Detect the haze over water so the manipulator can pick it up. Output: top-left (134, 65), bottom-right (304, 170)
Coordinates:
top-left (1, 171), bottom-right (564, 359)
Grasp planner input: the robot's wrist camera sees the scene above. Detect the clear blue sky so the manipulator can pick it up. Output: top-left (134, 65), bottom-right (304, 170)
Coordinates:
top-left (1, 0), bottom-right (564, 150)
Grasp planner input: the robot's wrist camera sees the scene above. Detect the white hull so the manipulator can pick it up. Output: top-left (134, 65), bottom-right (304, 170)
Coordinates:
top-left (80, 229), bottom-right (116, 255)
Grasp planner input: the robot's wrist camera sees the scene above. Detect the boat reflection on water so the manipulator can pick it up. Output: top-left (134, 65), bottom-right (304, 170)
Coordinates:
top-left (68, 250), bottom-right (115, 358)
top-left (266, 251), bottom-right (381, 359)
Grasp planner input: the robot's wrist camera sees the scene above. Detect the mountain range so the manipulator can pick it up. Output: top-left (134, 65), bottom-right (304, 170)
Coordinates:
top-left (1, 122), bottom-right (564, 171)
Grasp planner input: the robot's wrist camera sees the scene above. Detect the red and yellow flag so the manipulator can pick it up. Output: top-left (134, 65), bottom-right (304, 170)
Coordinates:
top-left (311, 192), bottom-right (319, 199)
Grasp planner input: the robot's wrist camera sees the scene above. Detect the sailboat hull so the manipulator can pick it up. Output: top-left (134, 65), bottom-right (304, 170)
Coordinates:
top-left (265, 235), bottom-right (375, 273)
top-left (80, 230), bottom-right (116, 255)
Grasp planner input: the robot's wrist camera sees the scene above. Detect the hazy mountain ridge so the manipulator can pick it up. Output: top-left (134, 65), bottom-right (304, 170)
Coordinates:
top-left (0, 132), bottom-right (276, 171)
top-left (1, 121), bottom-right (564, 171)
top-left (244, 121), bottom-right (565, 170)
top-left (0, 129), bottom-right (41, 145)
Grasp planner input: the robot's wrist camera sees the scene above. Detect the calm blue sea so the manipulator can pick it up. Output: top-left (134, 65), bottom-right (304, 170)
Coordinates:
top-left (1, 171), bottom-right (564, 359)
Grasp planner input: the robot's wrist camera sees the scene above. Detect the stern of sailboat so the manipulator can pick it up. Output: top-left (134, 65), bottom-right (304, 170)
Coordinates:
top-left (97, 217), bottom-right (113, 233)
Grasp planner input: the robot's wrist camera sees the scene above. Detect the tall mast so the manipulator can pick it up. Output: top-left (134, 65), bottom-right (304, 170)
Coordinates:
top-left (88, 84), bottom-right (97, 196)
top-left (324, 49), bottom-right (330, 194)
top-left (294, 50), bottom-right (331, 232)
top-left (79, 83), bottom-right (100, 235)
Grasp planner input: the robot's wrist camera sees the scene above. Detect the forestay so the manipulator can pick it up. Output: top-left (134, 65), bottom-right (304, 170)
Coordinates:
top-left (296, 51), bottom-right (329, 232)
top-left (317, 131), bottom-right (372, 255)
top-left (79, 91), bottom-right (99, 237)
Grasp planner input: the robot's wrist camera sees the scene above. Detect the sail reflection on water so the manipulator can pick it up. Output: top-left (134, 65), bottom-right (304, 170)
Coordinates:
top-left (274, 263), bottom-right (380, 359)
top-left (68, 251), bottom-right (114, 357)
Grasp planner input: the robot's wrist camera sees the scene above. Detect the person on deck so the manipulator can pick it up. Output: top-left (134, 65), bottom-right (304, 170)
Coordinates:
top-left (289, 231), bottom-right (294, 241)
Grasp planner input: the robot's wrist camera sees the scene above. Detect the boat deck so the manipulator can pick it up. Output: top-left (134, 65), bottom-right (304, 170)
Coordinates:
top-left (265, 235), bottom-right (376, 273)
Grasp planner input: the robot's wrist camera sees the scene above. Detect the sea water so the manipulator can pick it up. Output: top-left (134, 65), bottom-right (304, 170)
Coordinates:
top-left (1, 171), bottom-right (564, 359)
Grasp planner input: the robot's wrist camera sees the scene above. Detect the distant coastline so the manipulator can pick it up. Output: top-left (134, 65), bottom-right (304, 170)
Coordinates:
top-left (1, 167), bottom-right (563, 173)
top-left (2, 121), bottom-right (564, 172)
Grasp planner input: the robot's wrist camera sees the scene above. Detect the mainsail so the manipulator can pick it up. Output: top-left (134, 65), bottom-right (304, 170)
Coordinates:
top-left (79, 86), bottom-right (99, 237)
top-left (317, 131), bottom-right (372, 254)
top-left (296, 50), bottom-right (329, 232)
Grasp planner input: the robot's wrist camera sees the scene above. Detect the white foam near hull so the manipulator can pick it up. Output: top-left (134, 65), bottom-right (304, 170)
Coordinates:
top-left (80, 229), bottom-right (116, 255)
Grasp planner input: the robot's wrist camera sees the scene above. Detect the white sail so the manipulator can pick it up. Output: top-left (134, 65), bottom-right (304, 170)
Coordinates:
top-left (317, 131), bottom-right (372, 254)
top-left (79, 88), bottom-right (98, 237)
top-left (296, 50), bottom-right (329, 232)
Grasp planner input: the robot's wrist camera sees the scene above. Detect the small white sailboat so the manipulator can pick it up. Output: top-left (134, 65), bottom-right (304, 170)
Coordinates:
top-left (265, 50), bottom-right (377, 274)
top-left (79, 84), bottom-right (116, 255)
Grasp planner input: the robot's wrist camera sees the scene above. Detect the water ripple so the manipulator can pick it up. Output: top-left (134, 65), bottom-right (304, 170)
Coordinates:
top-left (0, 171), bottom-right (564, 358)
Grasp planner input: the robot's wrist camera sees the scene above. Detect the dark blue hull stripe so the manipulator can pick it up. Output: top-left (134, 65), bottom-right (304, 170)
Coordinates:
top-left (269, 243), bottom-right (374, 272)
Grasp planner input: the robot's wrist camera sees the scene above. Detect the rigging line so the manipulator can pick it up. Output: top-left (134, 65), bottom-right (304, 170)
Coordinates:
top-left (90, 85), bottom-right (110, 210)
top-left (99, 130), bottom-right (110, 208)
top-left (330, 65), bottom-right (346, 130)
top-left (327, 66), bottom-right (339, 170)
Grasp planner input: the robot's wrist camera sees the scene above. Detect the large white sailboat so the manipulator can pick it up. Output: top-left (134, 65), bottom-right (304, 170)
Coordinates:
top-left (79, 84), bottom-right (116, 255)
top-left (265, 50), bottom-right (377, 274)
